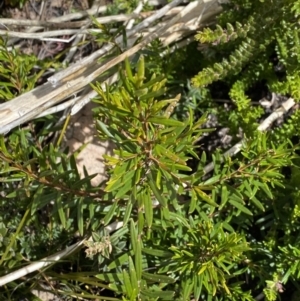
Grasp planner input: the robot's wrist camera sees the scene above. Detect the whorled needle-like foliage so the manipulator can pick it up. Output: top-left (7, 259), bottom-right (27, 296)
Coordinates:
top-left (192, 0), bottom-right (300, 138)
top-left (93, 56), bottom-right (213, 218)
top-left (88, 55), bottom-right (298, 300)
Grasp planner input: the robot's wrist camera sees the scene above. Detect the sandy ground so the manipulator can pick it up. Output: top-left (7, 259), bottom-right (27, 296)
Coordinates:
top-left (63, 101), bottom-right (114, 187)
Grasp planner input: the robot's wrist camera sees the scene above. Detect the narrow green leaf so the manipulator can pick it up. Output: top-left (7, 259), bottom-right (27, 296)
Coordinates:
top-left (264, 170), bottom-right (283, 178)
top-left (119, 69), bottom-right (134, 94)
top-left (55, 195), bottom-right (66, 228)
top-left (108, 282), bottom-right (125, 293)
top-left (123, 269), bottom-right (133, 297)
top-left (29, 192), bottom-right (57, 212)
top-left (134, 168), bottom-right (142, 185)
top-left (22, 158), bottom-right (38, 169)
top-left (156, 168), bottom-right (162, 189)
top-left (139, 74), bottom-right (165, 89)
top-left (220, 185), bottom-right (228, 210)
top-left (115, 176), bottom-right (134, 199)
top-left (169, 212), bottom-right (190, 228)
top-left (244, 179), bottom-right (255, 198)
top-left (144, 188), bottom-right (153, 228)
top-left (227, 185), bottom-right (244, 203)
top-left (165, 162), bottom-right (192, 171)
top-left (162, 206), bottom-right (170, 220)
top-left (229, 199), bottom-right (253, 215)
top-left (139, 88), bottom-right (166, 101)
top-left (155, 144), bottom-right (186, 165)
top-left (105, 103), bottom-right (132, 116)
top-left (256, 181), bottom-right (273, 199)
top-left (148, 116), bottom-right (184, 127)
top-left (0, 136), bottom-right (9, 156)
top-left (189, 190), bottom-right (197, 213)
top-left (77, 197), bottom-right (84, 236)
top-left (222, 221), bottom-right (234, 232)
top-left (201, 152), bottom-right (207, 164)
top-left (249, 195), bottom-right (265, 211)
top-left (142, 272), bottom-right (175, 283)
top-left (128, 256), bottom-right (138, 291)
top-left (124, 57), bottom-right (134, 82)
top-left (108, 252), bottom-right (132, 270)
top-left (130, 219), bottom-right (137, 253)
top-left (141, 289), bottom-right (174, 299)
top-left (194, 187), bottom-right (217, 207)
top-left (137, 210), bottom-right (144, 235)
top-left (137, 55), bottom-right (145, 83)
top-left (203, 175), bottom-right (221, 185)
top-left (102, 202), bottom-right (118, 225)
top-left (198, 264), bottom-right (207, 275)
top-left (182, 278), bottom-right (194, 300)
top-left (96, 120), bottom-right (114, 138)
top-left (31, 185), bottom-right (44, 215)
top-left (130, 288), bottom-right (138, 301)
top-left (148, 173), bottom-right (167, 206)
top-left (105, 169), bottom-right (135, 192)
top-left (120, 87), bottom-right (132, 111)
top-left (134, 88), bottom-right (149, 97)
top-left (151, 99), bottom-right (179, 114)
top-left (20, 129), bottom-right (28, 150)
top-left (5, 191), bottom-right (17, 198)
top-left (165, 94), bottom-right (180, 116)
top-left (142, 248), bottom-right (172, 257)
top-left (123, 201), bottom-right (133, 226)
top-left (96, 272), bottom-right (122, 282)
top-left (135, 238), bottom-right (142, 281)
top-left (194, 274), bottom-right (204, 300)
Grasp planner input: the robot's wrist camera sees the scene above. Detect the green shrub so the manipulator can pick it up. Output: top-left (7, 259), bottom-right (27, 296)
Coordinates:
top-left (1, 1), bottom-right (300, 300)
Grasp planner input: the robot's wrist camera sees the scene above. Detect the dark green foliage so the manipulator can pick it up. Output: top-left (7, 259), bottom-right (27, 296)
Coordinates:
top-left (192, 0), bottom-right (300, 139)
top-left (188, 0), bottom-right (300, 299)
top-left (0, 37), bottom-right (59, 102)
top-left (0, 37), bottom-right (38, 100)
top-left (88, 56), bottom-right (298, 300)
top-left (2, 0), bottom-right (300, 300)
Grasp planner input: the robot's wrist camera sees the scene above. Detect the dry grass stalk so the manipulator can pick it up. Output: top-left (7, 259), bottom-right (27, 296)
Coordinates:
top-left (0, 0), bottom-right (222, 135)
